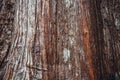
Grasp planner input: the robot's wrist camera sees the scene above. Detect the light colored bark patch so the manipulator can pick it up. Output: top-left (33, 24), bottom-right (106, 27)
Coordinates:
top-left (65, 0), bottom-right (71, 8)
top-left (63, 48), bottom-right (70, 62)
top-left (68, 64), bottom-right (72, 70)
top-left (115, 18), bottom-right (120, 29)
top-left (77, 48), bottom-right (84, 56)
top-left (69, 37), bottom-right (76, 45)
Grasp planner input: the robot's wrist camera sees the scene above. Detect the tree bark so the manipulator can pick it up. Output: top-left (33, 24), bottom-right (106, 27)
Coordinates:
top-left (0, 0), bottom-right (120, 80)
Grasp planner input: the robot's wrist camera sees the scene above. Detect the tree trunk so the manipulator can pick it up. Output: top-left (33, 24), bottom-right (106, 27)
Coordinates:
top-left (0, 0), bottom-right (120, 80)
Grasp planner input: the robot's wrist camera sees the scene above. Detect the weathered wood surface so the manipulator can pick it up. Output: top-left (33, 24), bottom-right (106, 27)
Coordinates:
top-left (90, 0), bottom-right (120, 79)
top-left (0, 0), bottom-right (119, 80)
top-left (0, 0), bottom-right (15, 79)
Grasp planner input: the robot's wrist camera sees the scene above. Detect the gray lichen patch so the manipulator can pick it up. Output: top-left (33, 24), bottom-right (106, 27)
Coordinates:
top-left (115, 18), bottom-right (120, 29)
top-left (65, 0), bottom-right (71, 8)
top-left (63, 48), bottom-right (70, 62)
top-left (69, 37), bottom-right (76, 45)
top-left (77, 48), bottom-right (84, 55)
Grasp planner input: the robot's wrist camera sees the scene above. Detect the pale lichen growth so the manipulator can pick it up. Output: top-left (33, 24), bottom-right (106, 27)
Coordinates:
top-left (63, 48), bottom-right (70, 62)
top-left (78, 48), bottom-right (84, 55)
top-left (69, 37), bottom-right (76, 45)
top-left (65, 0), bottom-right (71, 8)
top-left (36, 71), bottom-right (42, 79)
top-left (115, 18), bottom-right (120, 29)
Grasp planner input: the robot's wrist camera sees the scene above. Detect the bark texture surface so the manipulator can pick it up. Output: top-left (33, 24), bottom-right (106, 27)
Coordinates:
top-left (0, 0), bottom-right (120, 80)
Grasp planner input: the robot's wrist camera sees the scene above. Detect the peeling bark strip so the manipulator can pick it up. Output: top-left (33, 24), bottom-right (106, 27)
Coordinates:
top-left (1, 0), bottom-right (120, 80)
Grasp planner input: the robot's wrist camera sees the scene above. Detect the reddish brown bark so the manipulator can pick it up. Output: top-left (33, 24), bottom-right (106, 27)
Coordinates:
top-left (0, 0), bottom-right (120, 80)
